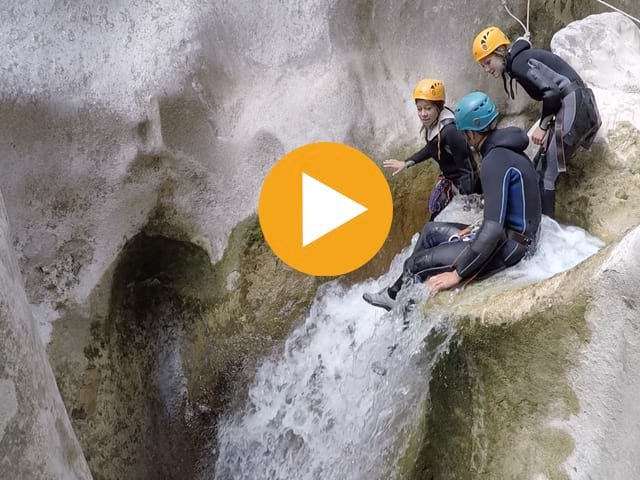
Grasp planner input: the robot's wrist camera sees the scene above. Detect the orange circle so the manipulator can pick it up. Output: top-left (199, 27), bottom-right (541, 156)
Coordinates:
top-left (258, 142), bottom-right (393, 276)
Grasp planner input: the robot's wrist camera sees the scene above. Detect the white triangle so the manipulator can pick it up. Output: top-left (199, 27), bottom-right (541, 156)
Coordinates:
top-left (302, 173), bottom-right (368, 247)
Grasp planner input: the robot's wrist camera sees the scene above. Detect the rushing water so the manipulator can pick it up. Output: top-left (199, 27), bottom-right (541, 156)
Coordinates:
top-left (213, 199), bottom-right (605, 480)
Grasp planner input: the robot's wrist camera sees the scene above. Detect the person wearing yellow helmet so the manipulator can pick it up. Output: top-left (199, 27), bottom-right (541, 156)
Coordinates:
top-left (383, 78), bottom-right (480, 220)
top-left (472, 26), bottom-right (601, 218)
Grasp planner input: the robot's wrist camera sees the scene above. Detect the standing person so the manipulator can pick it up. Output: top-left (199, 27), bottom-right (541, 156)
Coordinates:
top-left (384, 78), bottom-right (480, 220)
top-left (363, 92), bottom-right (541, 311)
top-left (472, 27), bottom-right (601, 217)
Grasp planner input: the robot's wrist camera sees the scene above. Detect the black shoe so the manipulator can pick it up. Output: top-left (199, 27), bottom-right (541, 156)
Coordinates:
top-left (362, 288), bottom-right (396, 311)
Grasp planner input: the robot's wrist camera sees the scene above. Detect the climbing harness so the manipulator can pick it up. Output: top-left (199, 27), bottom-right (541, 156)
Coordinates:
top-left (448, 219), bottom-right (482, 243)
top-left (428, 177), bottom-right (454, 219)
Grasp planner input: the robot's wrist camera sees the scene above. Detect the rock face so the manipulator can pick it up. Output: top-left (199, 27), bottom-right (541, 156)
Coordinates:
top-left (0, 193), bottom-right (92, 480)
top-left (0, 0), bottom-right (528, 327)
top-left (47, 217), bottom-right (321, 480)
top-left (403, 225), bottom-right (640, 480)
top-left (551, 13), bottom-right (640, 242)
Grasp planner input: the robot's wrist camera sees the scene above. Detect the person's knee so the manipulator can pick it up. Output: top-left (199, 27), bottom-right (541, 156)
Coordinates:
top-left (421, 222), bottom-right (438, 237)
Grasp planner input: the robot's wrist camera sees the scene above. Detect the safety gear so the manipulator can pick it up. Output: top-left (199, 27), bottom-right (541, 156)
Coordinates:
top-left (473, 27), bottom-right (511, 62)
top-left (428, 177), bottom-right (454, 220)
top-left (362, 288), bottom-right (397, 311)
top-left (413, 78), bottom-right (446, 102)
top-left (454, 92), bottom-right (499, 132)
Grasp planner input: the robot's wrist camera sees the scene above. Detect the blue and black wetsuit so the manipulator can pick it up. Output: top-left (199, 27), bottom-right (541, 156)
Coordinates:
top-left (505, 38), bottom-right (601, 217)
top-left (387, 127), bottom-right (542, 298)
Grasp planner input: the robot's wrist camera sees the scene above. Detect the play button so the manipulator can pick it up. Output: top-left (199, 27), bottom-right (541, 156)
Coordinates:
top-left (258, 142), bottom-right (393, 276)
top-left (302, 173), bottom-right (368, 247)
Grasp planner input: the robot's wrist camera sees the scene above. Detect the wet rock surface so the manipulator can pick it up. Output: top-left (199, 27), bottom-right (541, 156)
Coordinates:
top-left (0, 194), bottom-right (91, 480)
top-left (48, 217), bottom-right (320, 479)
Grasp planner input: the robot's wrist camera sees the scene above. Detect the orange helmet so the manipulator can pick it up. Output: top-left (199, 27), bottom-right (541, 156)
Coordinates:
top-left (413, 78), bottom-right (445, 102)
top-left (473, 27), bottom-right (511, 62)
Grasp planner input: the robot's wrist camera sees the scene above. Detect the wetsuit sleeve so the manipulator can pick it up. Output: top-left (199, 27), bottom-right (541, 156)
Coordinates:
top-left (523, 60), bottom-right (562, 128)
top-left (455, 152), bottom-right (508, 279)
top-left (404, 142), bottom-right (434, 167)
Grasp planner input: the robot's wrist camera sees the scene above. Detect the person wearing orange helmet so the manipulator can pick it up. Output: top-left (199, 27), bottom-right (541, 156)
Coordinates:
top-left (472, 27), bottom-right (601, 218)
top-left (384, 78), bottom-right (480, 220)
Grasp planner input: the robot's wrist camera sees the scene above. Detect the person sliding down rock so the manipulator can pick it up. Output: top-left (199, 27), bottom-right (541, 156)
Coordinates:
top-left (363, 92), bottom-right (542, 311)
top-left (383, 78), bottom-right (481, 221)
top-left (472, 27), bottom-right (601, 218)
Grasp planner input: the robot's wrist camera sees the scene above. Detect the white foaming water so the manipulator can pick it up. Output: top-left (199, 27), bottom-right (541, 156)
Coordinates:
top-left (213, 204), bottom-right (604, 480)
top-left (213, 248), bottom-right (449, 480)
top-left (500, 216), bottom-right (605, 283)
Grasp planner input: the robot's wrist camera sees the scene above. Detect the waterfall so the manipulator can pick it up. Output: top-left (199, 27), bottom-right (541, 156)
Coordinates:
top-left (213, 200), bottom-right (604, 480)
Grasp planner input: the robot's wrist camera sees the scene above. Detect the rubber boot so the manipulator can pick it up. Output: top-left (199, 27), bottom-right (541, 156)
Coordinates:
top-left (541, 189), bottom-right (556, 218)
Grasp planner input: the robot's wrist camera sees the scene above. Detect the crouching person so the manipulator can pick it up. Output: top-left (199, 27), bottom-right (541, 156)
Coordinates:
top-left (363, 92), bottom-right (542, 311)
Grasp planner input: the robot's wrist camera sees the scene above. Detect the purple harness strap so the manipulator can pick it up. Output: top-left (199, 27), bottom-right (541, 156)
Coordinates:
top-left (428, 177), bottom-right (454, 217)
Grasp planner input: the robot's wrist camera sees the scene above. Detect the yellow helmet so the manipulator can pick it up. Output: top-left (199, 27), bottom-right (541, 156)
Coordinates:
top-left (473, 27), bottom-right (511, 62)
top-left (413, 78), bottom-right (445, 102)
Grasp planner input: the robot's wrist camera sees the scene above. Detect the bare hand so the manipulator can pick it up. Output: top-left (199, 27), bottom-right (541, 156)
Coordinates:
top-left (383, 159), bottom-right (406, 176)
top-left (531, 125), bottom-right (548, 147)
top-left (426, 270), bottom-right (462, 294)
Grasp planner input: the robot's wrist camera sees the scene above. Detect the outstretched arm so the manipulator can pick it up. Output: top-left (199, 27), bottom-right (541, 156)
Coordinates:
top-left (403, 143), bottom-right (434, 168)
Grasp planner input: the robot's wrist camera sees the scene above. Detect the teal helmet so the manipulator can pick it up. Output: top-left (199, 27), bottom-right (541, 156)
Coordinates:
top-left (454, 92), bottom-right (499, 132)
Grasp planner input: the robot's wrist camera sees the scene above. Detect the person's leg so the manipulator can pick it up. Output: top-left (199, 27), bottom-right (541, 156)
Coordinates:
top-left (539, 93), bottom-right (578, 219)
top-left (404, 240), bottom-right (467, 283)
top-left (389, 222), bottom-right (467, 298)
top-left (474, 238), bottom-right (528, 280)
top-left (419, 221), bottom-right (468, 249)
top-left (363, 222), bottom-right (467, 310)
top-left (539, 133), bottom-right (560, 218)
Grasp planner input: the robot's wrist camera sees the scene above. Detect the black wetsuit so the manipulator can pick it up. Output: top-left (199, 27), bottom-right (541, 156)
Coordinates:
top-left (388, 127), bottom-right (542, 298)
top-left (404, 121), bottom-right (480, 196)
top-left (506, 39), bottom-right (584, 126)
top-left (505, 38), bottom-right (601, 217)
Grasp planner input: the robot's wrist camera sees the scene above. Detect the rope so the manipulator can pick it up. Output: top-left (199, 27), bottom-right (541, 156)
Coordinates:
top-left (501, 0), bottom-right (531, 40)
top-left (594, 0), bottom-right (640, 25)
top-left (502, 0), bottom-right (640, 41)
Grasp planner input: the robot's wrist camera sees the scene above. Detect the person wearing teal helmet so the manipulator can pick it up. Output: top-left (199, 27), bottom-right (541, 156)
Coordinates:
top-left (363, 92), bottom-right (541, 310)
